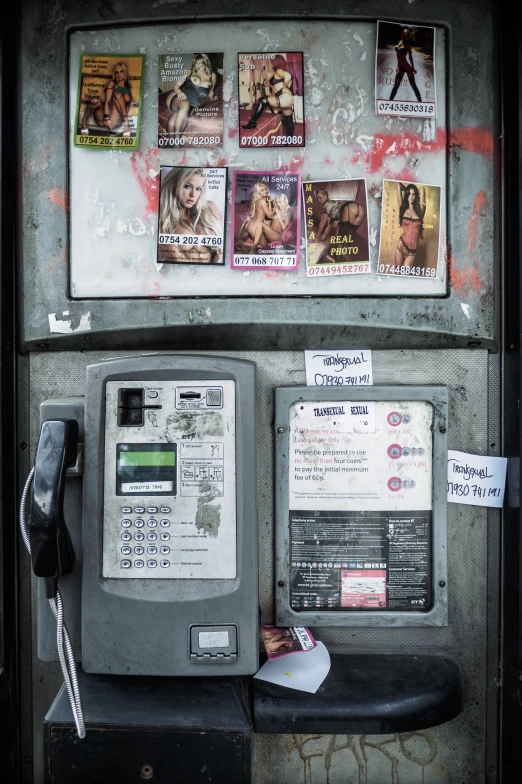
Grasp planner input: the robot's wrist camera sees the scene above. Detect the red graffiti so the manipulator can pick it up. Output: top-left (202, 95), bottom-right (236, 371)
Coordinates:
top-left (48, 188), bottom-right (68, 210)
top-left (447, 245), bottom-right (482, 296)
top-left (450, 128), bottom-right (494, 158)
top-left (130, 149), bottom-right (160, 219)
top-left (228, 127), bottom-right (239, 139)
top-left (467, 191), bottom-right (488, 252)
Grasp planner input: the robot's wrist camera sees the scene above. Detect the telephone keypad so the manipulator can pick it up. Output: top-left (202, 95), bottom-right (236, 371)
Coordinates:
top-left (134, 506), bottom-right (145, 514)
top-left (121, 532), bottom-right (132, 541)
top-left (134, 560), bottom-right (144, 568)
top-left (160, 546), bottom-right (170, 555)
top-left (147, 532), bottom-right (158, 541)
top-left (121, 560), bottom-right (131, 568)
top-left (147, 546), bottom-right (158, 555)
top-left (160, 532), bottom-right (170, 541)
top-left (121, 546), bottom-right (131, 555)
top-left (160, 519), bottom-right (171, 527)
top-left (134, 532), bottom-right (145, 541)
top-left (147, 507), bottom-right (158, 514)
top-left (134, 519), bottom-right (145, 528)
top-left (147, 519), bottom-right (158, 527)
top-left (147, 560), bottom-right (157, 568)
top-left (121, 507), bottom-right (132, 514)
top-left (121, 519), bottom-right (132, 527)
top-left (134, 546), bottom-right (144, 555)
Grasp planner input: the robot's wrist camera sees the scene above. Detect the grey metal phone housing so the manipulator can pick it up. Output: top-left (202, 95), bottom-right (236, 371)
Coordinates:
top-left (37, 355), bottom-right (258, 676)
top-left (275, 385), bottom-right (448, 628)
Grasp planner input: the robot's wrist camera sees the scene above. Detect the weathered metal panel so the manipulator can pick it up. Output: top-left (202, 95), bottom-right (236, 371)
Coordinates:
top-left (19, 0), bottom-right (497, 350)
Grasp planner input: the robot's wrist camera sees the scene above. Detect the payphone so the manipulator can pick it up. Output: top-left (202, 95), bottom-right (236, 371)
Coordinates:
top-left (24, 355), bottom-right (258, 698)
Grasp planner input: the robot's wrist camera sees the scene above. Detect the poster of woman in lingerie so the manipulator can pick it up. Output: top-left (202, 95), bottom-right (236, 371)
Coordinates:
top-left (303, 179), bottom-right (371, 278)
top-left (158, 53), bottom-right (224, 147)
top-left (238, 52), bottom-right (305, 148)
top-left (375, 21), bottom-right (437, 118)
top-left (378, 179), bottom-right (441, 279)
top-left (231, 170), bottom-right (301, 270)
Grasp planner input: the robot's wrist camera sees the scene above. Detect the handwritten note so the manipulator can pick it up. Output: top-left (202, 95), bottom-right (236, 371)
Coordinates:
top-left (447, 450), bottom-right (507, 508)
top-left (305, 350), bottom-right (373, 386)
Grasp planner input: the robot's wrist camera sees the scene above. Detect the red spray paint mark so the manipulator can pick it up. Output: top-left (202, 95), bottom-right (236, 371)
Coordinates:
top-left (447, 245), bottom-right (482, 296)
top-left (48, 188), bottom-right (68, 210)
top-left (467, 191), bottom-right (488, 252)
top-left (130, 149), bottom-right (160, 219)
top-left (362, 127), bottom-right (493, 173)
top-left (322, 155), bottom-right (335, 165)
top-left (383, 166), bottom-right (417, 183)
top-left (450, 128), bottom-right (494, 158)
top-left (216, 157), bottom-right (228, 167)
top-left (228, 127), bottom-right (238, 139)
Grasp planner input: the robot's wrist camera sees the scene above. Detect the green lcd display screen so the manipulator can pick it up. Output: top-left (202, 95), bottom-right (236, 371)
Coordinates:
top-left (119, 451), bottom-right (176, 467)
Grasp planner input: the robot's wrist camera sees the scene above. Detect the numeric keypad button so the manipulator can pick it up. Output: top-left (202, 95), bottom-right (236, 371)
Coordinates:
top-left (160, 519), bottom-right (170, 527)
top-left (160, 532), bottom-right (170, 541)
top-left (147, 532), bottom-right (158, 542)
top-left (147, 546), bottom-right (157, 555)
top-left (134, 546), bottom-right (144, 555)
top-left (134, 506), bottom-right (145, 514)
top-left (147, 560), bottom-right (157, 568)
top-left (134, 532), bottom-right (145, 541)
top-left (134, 519), bottom-right (145, 528)
top-left (121, 560), bottom-right (131, 569)
top-left (160, 546), bottom-right (170, 555)
top-left (147, 519), bottom-right (158, 528)
top-left (134, 560), bottom-right (144, 569)
top-left (121, 532), bottom-right (131, 542)
top-left (147, 507), bottom-right (158, 514)
top-left (121, 546), bottom-right (131, 555)
top-left (121, 519), bottom-right (132, 528)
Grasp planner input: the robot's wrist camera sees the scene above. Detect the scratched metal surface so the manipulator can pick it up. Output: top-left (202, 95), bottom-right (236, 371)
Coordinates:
top-left (22, 348), bottom-right (493, 783)
top-left (68, 21), bottom-right (447, 297)
top-left (19, 0), bottom-right (496, 349)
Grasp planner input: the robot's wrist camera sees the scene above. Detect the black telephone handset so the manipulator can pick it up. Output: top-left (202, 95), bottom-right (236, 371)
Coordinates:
top-left (30, 420), bottom-right (79, 598)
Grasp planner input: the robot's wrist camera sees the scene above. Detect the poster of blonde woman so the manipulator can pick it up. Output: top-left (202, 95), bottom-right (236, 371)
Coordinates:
top-left (158, 53), bottom-right (224, 148)
top-left (157, 167), bottom-right (227, 265)
top-left (377, 179), bottom-right (441, 279)
top-left (231, 170), bottom-right (301, 270)
top-left (75, 53), bottom-right (145, 149)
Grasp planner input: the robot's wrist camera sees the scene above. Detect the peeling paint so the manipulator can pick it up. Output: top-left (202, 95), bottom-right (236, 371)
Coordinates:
top-left (461, 303), bottom-right (471, 318)
top-left (48, 311), bottom-right (92, 334)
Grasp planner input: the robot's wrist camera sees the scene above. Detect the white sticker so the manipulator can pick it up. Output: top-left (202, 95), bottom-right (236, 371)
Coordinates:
top-left (121, 481), bottom-right (173, 493)
top-left (447, 450), bottom-right (507, 508)
top-left (199, 631), bottom-right (230, 648)
top-left (305, 350), bottom-right (373, 387)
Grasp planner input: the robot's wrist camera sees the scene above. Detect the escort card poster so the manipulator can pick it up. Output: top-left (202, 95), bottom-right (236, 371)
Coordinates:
top-left (288, 400), bottom-right (433, 612)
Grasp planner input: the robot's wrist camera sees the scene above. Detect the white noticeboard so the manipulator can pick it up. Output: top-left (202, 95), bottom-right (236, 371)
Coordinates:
top-left (69, 21), bottom-right (447, 298)
top-left (288, 400), bottom-right (434, 613)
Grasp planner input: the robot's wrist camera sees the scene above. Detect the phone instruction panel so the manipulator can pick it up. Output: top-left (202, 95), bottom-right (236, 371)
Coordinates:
top-left (103, 379), bottom-right (236, 580)
top-left (288, 400), bottom-right (433, 612)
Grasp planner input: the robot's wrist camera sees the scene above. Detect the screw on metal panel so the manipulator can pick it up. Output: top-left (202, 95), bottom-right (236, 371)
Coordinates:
top-left (439, 426), bottom-right (446, 433)
top-left (277, 427), bottom-right (284, 434)
top-left (140, 764), bottom-right (154, 780)
top-left (36, 343), bottom-right (49, 349)
top-left (278, 580), bottom-right (285, 587)
top-left (439, 580), bottom-right (446, 587)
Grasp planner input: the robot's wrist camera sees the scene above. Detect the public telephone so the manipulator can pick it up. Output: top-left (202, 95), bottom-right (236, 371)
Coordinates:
top-left (26, 355), bottom-right (258, 685)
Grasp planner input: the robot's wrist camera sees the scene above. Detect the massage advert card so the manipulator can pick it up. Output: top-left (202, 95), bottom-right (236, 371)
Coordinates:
top-left (237, 52), bottom-right (305, 149)
top-left (375, 21), bottom-right (437, 118)
top-left (231, 170), bottom-right (301, 270)
top-left (158, 53), bottom-right (224, 148)
top-left (378, 179), bottom-right (441, 279)
top-left (303, 179), bottom-right (371, 278)
top-left (75, 53), bottom-right (145, 149)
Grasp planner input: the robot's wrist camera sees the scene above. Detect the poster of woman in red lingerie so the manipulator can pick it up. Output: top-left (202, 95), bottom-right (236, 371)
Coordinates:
top-left (238, 52), bottom-right (305, 148)
top-left (378, 179), bottom-right (441, 279)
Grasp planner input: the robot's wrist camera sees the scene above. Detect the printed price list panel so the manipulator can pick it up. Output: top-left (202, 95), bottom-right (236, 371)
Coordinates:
top-left (275, 385), bottom-right (449, 627)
